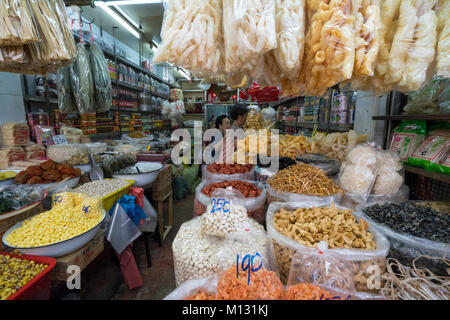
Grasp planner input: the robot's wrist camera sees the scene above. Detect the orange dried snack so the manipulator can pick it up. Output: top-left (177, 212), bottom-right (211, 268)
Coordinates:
top-left (285, 283), bottom-right (338, 300)
top-left (185, 291), bottom-right (216, 300)
top-left (216, 268), bottom-right (285, 300)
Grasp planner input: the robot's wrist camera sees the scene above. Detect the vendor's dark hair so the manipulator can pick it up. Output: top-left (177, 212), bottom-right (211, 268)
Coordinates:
top-left (215, 114), bottom-right (229, 129)
top-left (230, 103), bottom-right (249, 120)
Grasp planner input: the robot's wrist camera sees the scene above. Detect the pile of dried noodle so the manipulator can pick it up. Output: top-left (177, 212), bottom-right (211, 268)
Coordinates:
top-left (268, 163), bottom-right (342, 196)
top-left (153, 0), bottom-right (223, 75)
top-left (381, 257), bottom-right (450, 300)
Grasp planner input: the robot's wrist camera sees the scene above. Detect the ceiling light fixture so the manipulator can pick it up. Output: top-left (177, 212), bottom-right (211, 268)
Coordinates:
top-left (113, 5), bottom-right (140, 29)
top-left (98, 0), bottom-right (166, 6)
top-left (96, 1), bottom-right (140, 38)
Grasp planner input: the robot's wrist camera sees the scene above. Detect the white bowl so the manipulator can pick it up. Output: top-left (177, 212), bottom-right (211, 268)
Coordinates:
top-left (2, 210), bottom-right (106, 257)
top-left (0, 190), bottom-right (48, 221)
top-left (0, 169), bottom-right (21, 188)
top-left (19, 176), bottom-right (81, 194)
top-left (74, 164), bottom-right (92, 174)
top-left (112, 162), bottom-right (163, 187)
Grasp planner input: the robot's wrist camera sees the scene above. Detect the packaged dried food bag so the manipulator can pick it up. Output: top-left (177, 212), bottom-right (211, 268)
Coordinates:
top-left (193, 179), bottom-right (267, 224)
top-left (0, 0), bottom-right (39, 46)
top-left (222, 0), bottom-right (277, 74)
top-left (408, 124), bottom-right (450, 175)
top-left (436, 0), bottom-right (450, 78)
top-left (70, 43), bottom-right (95, 114)
top-left (273, 0), bottom-right (305, 80)
top-left (153, 0), bottom-right (224, 75)
top-left (202, 163), bottom-right (256, 182)
top-left (403, 76), bottom-right (450, 114)
top-left (164, 275), bottom-right (219, 300)
top-left (301, 0), bottom-right (356, 96)
top-left (57, 66), bottom-right (77, 114)
top-left (90, 43), bottom-right (112, 113)
top-left (389, 120), bottom-right (426, 162)
top-left (1, 122), bottom-right (30, 146)
top-left (286, 242), bottom-right (358, 300)
top-left (266, 201), bottom-right (390, 294)
top-left (266, 181), bottom-right (342, 205)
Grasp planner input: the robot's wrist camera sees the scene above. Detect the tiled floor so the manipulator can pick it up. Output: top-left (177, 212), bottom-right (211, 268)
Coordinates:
top-left (67, 194), bottom-right (195, 300)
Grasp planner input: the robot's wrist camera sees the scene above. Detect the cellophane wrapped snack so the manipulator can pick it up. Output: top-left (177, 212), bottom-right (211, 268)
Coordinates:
top-left (70, 43), bottom-right (95, 114)
top-left (267, 200), bottom-right (390, 294)
top-left (301, 0), bottom-right (355, 96)
top-left (222, 0), bottom-right (277, 74)
top-left (193, 180), bottom-right (267, 225)
top-left (164, 275), bottom-right (219, 300)
top-left (286, 242), bottom-right (358, 300)
top-left (90, 43), bottom-right (112, 113)
top-left (153, 0), bottom-right (224, 75)
top-left (273, 0), bottom-right (305, 80)
top-left (436, 0), bottom-right (450, 78)
top-left (0, 0), bottom-right (39, 46)
top-left (57, 66), bottom-right (77, 113)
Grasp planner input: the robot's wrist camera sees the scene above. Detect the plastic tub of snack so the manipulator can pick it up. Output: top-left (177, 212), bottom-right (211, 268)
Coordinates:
top-left (101, 179), bottom-right (135, 211)
top-left (112, 162), bottom-right (163, 187)
top-left (0, 169), bottom-right (20, 187)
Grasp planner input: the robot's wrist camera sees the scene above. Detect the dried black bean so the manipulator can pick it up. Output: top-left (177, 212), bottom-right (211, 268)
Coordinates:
top-left (363, 203), bottom-right (450, 243)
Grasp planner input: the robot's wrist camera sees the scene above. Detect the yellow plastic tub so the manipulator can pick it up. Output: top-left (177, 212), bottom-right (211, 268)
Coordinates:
top-left (101, 179), bottom-right (135, 211)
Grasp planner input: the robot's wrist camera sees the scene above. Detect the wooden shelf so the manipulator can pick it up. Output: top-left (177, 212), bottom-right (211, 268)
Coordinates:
top-left (404, 165), bottom-right (450, 184)
top-left (372, 114), bottom-right (450, 121)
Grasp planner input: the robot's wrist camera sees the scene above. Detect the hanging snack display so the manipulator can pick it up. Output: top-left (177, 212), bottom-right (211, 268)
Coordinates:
top-left (0, 0), bottom-right (38, 46)
top-left (4, 192), bottom-right (103, 248)
top-left (70, 43), bottom-right (95, 114)
top-left (153, 0), bottom-right (224, 74)
top-left (90, 43), bottom-right (112, 113)
top-left (0, 254), bottom-right (48, 300)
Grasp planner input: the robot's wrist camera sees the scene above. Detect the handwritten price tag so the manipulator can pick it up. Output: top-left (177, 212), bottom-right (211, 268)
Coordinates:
top-left (53, 135), bottom-right (68, 145)
top-left (236, 253), bottom-right (263, 285)
top-left (210, 198), bottom-right (230, 214)
top-left (54, 195), bottom-right (63, 205)
top-left (82, 206), bottom-right (92, 214)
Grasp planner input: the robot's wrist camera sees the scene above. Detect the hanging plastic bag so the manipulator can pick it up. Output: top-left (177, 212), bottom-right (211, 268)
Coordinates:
top-left (153, 0), bottom-right (224, 75)
top-left (90, 43), bottom-right (112, 113)
top-left (436, 0), bottom-right (449, 78)
top-left (222, 0), bottom-right (277, 74)
top-left (57, 66), bottom-right (77, 113)
top-left (286, 242), bottom-right (357, 300)
top-left (273, 0), bottom-right (305, 80)
top-left (70, 43), bottom-right (95, 114)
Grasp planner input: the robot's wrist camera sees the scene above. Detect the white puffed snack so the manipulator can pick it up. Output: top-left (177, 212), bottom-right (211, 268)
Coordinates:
top-left (436, 0), bottom-right (450, 78)
top-left (172, 217), bottom-right (268, 286)
top-left (222, 0), bottom-right (277, 73)
top-left (373, 166), bottom-right (403, 195)
top-left (153, 0), bottom-right (223, 74)
top-left (347, 144), bottom-right (377, 167)
top-left (340, 164), bottom-right (375, 194)
top-left (201, 202), bottom-right (248, 237)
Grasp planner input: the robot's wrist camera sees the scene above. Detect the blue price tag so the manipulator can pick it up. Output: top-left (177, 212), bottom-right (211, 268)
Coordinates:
top-left (210, 198), bottom-right (230, 214)
top-left (82, 206), bottom-right (92, 214)
top-left (54, 195), bottom-right (63, 204)
top-left (236, 252), bottom-right (263, 285)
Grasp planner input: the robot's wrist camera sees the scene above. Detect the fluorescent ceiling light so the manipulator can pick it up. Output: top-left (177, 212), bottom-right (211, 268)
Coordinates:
top-left (98, 0), bottom-right (165, 5)
top-left (97, 1), bottom-right (140, 38)
top-left (113, 5), bottom-right (140, 29)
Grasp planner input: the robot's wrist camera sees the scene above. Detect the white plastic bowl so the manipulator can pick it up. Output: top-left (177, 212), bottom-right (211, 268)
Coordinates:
top-left (0, 169), bottom-right (21, 188)
top-left (112, 162), bottom-right (163, 187)
top-left (19, 176), bottom-right (80, 194)
top-left (2, 210), bottom-right (106, 257)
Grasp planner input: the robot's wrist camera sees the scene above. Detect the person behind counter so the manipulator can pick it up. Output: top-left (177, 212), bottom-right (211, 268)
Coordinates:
top-left (230, 103), bottom-right (249, 129)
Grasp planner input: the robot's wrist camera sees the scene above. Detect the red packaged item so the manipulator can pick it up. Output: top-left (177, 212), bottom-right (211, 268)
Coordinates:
top-left (1, 122), bottom-right (30, 146)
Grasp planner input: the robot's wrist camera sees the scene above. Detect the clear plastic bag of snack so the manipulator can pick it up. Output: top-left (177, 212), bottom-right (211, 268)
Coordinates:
top-left (301, 0), bottom-right (355, 96)
top-left (70, 43), bottom-right (95, 114)
top-left (90, 43), bottom-right (112, 113)
top-left (403, 76), bottom-right (450, 114)
top-left (266, 200), bottom-right (390, 293)
top-left (436, 0), bottom-right (449, 78)
top-left (47, 144), bottom-right (89, 163)
top-left (0, 184), bottom-right (45, 214)
top-left (222, 0), bottom-right (277, 73)
top-left (164, 275), bottom-right (219, 300)
top-left (153, 0), bottom-right (224, 75)
top-left (194, 179), bottom-right (267, 224)
top-left (286, 241), bottom-right (357, 300)
top-left (0, 0), bottom-right (39, 46)
top-left (273, 0), bottom-right (305, 80)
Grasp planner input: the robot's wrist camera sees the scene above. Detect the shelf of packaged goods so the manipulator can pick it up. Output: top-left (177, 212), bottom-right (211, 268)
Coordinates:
top-left (183, 89), bottom-right (204, 93)
top-left (404, 165), bottom-right (450, 184)
top-left (25, 96), bottom-right (58, 105)
top-left (372, 114), bottom-right (450, 121)
top-left (267, 97), bottom-right (298, 108)
top-left (149, 91), bottom-right (170, 100)
top-left (328, 123), bottom-right (354, 132)
top-left (115, 80), bottom-right (144, 92)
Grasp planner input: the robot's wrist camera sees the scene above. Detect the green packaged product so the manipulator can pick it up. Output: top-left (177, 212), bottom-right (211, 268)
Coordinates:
top-left (408, 123), bottom-right (450, 175)
top-left (389, 121), bottom-right (427, 162)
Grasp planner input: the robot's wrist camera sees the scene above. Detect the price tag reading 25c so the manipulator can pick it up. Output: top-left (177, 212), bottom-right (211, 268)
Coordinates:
top-left (210, 198), bottom-right (230, 214)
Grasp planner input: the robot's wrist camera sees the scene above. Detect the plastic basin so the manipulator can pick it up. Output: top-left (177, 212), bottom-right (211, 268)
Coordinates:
top-left (112, 162), bottom-right (163, 187)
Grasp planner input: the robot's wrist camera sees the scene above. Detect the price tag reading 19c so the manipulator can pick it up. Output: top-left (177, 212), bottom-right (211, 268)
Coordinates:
top-left (210, 198), bottom-right (230, 214)
top-left (236, 253), bottom-right (263, 285)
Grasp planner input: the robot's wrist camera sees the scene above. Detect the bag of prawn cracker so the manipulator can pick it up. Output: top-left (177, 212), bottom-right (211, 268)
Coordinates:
top-left (163, 275), bottom-right (219, 300)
